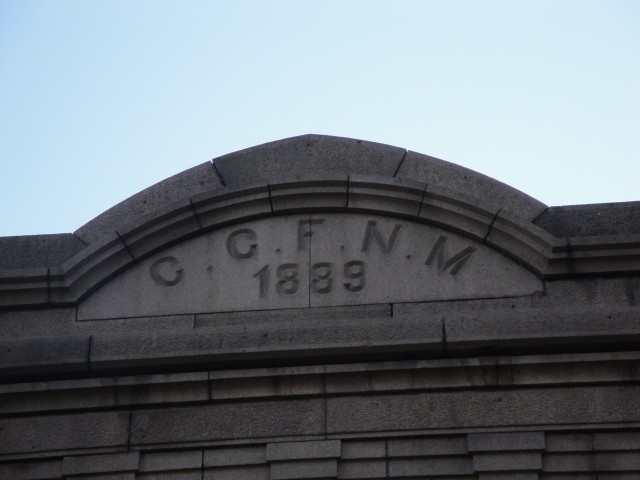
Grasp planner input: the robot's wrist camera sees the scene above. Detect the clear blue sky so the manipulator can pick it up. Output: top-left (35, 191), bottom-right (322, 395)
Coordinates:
top-left (1, 0), bottom-right (639, 236)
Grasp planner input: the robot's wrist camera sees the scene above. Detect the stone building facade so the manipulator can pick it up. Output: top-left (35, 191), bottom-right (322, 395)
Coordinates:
top-left (1, 135), bottom-right (639, 479)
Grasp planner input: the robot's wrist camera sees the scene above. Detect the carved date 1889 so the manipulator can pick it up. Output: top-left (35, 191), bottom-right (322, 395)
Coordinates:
top-left (252, 261), bottom-right (366, 298)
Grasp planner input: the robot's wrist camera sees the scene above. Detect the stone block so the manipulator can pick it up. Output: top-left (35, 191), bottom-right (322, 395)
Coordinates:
top-left (75, 315), bottom-right (194, 334)
top-left (0, 411), bottom-right (130, 456)
top-left (545, 433), bottom-right (593, 452)
top-left (0, 460), bottom-right (62, 479)
top-left (326, 358), bottom-right (498, 394)
top-left (479, 474), bottom-right (539, 480)
top-left (270, 459), bottom-right (337, 480)
top-left (338, 459), bottom-right (386, 479)
top-left (544, 277), bottom-right (638, 307)
top-left (270, 177), bottom-right (348, 213)
top-left (48, 233), bottom-right (135, 305)
top-left (266, 440), bottom-right (341, 461)
top-left (597, 475), bottom-right (640, 480)
top-left (468, 432), bottom-right (545, 452)
top-left (62, 452), bottom-right (139, 475)
top-left (204, 446), bottom-right (265, 467)
top-left (534, 202), bottom-right (640, 238)
top-left (473, 452), bottom-right (542, 471)
top-left (0, 234), bottom-right (84, 269)
top-left (211, 373), bottom-right (324, 400)
top-left (138, 471), bottom-right (201, 480)
top-left (341, 441), bottom-right (386, 459)
top-left (396, 150), bottom-right (547, 221)
top-left (0, 334), bottom-right (90, 379)
top-left (116, 197), bottom-right (201, 260)
top-left (213, 134), bottom-right (405, 186)
top-left (347, 175), bottom-right (425, 219)
top-left (594, 432), bottom-right (640, 451)
top-left (196, 303), bottom-right (390, 328)
top-left (0, 372), bottom-right (208, 415)
top-left (326, 386), bottom-right (640, 435)
top-left (418, 184), bottom-right (497, 241)
top-left (139, 450), bottom-right (202, 472)
top-left (131, 399), bottom-right (324, 447)
top-left (389, 457), bottom-right (474, 476)
top-left (0, 267), bottom-right (49, 307)
top-left (443, 305), bottom-right (640, 353)
top-left (388, 436), bottom-right (468, 456)
top-left (543, 453), bottom-right (594, 472)
top-left (203, 465), bottom-right (268, 480)
top-left (596, 452), bottom-right (640, 471)
top-left (0, 307), bottom-right (75, 338)
top-left (191, 183), bottom-right (272, 231)
top-left (69, 474), bottom-right (134, 480)
top-left (89, 314), bottom-right (443, 373)
top-left (75, 162), bottom-right (221, 245)
top-left (484, 208), bottom-right (557, 274)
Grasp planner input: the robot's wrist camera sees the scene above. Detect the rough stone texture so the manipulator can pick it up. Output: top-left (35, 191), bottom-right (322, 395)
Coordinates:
top-left (535, 201), bottom-right (640, 238)
top-left (594, 432), bottom-right (640, 451)
top-left (204, 446), bottom-right (266, 467)
top-left (140, 471), bottom-right (201, 480)
top-left (270, 177), bottom-right (349, 213)
top-left (139, 450), bottom-right (203, 472)
top-left (0, 334), bottom-right (90, 378)
top-left (543, 452), bottom-right (594, 472)
top-left (395, 150), bottom-right (547, 221)
top-left (468, 432), bottom-right (545, 452)
top-left (130, 399), bottom-right (324, 447)
top-left (545, 433), bottom-right (593, 452)
top-left (0, 307), bottom-right (76, 338)
top-left (88, 315), bottom-right (443, 373)
top-left (62, 452), bottom-right (139, 475)
top-left (389, 457), bottom-right (474, 476)
top-left (0, 460), bottom-right (62, 479)
top-left (0, 372), bottom-right (208, 415)
top-left (270, 459), bottom-right (338, 480)
top-left (480, 474), bottom-right (539, 480)
top-left (0, 234), bottom-right (85, 269)
top-left (338, 459), bottom-right (386, 479)
top-left (596, 452), bottom-right (640, 471)
top-left (327, 386), bottom-right (640, 435)
top-left (388, 437), bottom-right (468, 456)
top-left (347, 175), bottom-right (425, 219)
top-left (213, 134), bottom-right (405, 186)
top-left (0, 411), bottom-right (130, 457)
top-left (340, 441), bottom-right (386, 460)
top-left (204, 465), bottom-right (268, 480)
top-left (75, 162), bottom-right (221, 245)
top-left (196, 303), bottom-right (390, 328)
top-left (266, 440), bottom-right (341, 461)
top-left (473, 452), bottom-right (542, 471)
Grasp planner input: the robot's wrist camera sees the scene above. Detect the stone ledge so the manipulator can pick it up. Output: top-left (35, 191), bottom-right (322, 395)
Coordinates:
top-left (1, 352), bottom-right (638, 415)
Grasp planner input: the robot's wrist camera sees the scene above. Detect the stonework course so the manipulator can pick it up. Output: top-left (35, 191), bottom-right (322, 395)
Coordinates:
top-left (1, 134), bottom-right (639, 479)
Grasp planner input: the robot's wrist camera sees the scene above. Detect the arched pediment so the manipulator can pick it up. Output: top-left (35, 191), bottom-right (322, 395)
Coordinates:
top-left (77, 212), bottom-right (543, 320)
top-left (1, 135), bottom-right (639, 309)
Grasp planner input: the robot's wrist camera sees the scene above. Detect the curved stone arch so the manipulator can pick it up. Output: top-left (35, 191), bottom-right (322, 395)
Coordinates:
top-left (1, 135), bottom-right (639, 309)
top-left (6, 176), bottom-right (557, 308)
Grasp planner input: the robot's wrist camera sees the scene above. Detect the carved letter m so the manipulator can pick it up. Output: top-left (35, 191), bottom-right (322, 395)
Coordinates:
top-left (425, 235), bottom-right (476, 276)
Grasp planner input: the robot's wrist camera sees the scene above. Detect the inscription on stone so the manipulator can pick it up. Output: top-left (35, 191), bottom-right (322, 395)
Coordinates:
top-left (149, 256), bottom-right (184, 286)
top-left (78, 213), bottom-right (543, 320)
